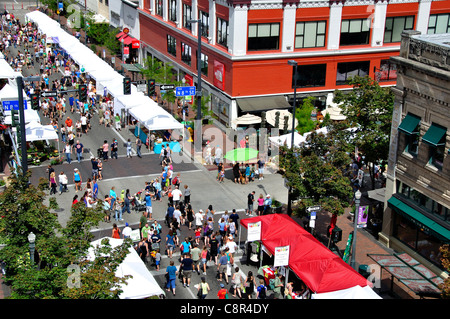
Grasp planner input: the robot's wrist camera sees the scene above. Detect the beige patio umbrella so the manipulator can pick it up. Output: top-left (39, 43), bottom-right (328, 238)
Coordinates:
top-left (232, 113), bottom-right (262, 126)
top-left (266, 109), bottom-right (298, 129)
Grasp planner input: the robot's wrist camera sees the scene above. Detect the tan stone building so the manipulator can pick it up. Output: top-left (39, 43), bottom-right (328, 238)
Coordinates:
top-left (382, 30), bottom-right (450, 278)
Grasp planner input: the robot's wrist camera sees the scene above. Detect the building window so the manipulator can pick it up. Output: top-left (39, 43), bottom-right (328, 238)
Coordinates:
top-left (405, 132), bottom-right (420, 156)
top-left (167, 35), bottom-right (176, 57)
top-left (199, 11), bottom-right (209, 38)
top-left (248, 23), bottom-right (280, 51)
top-left (200, 53), bottom-right (208, 75)
top-left (217, 17), bottom-right (229, 48)
top-left (168, 0), bottom-right (177, 23)
top-left (336, 61), bottom-right (370, 85)
top-left (340, 18), bottom-right (371, 46)
top-left (429, 144), bottom-right (445, 170)
top-left (295, 21), bottom-right (326, 49)
top-left (181, 42), bottom-right (191, 66)
top-left (105, 0), bottom-right (109, 5)
top-left (293, 64), bottom-right (326, 88)
top-left (378, 59), bottom-right (397, 82)
top-left (398, 182), bottom-right (450, 223)
top-left (384, 16), bottom-right (415, 43)
top-left (156, 0), bottom-right (163, 17)
top-left (183, 4), bottom-right (192, 31)
top-left (427, 14), bottom-right (450, 34)
top-left (393, 212), bottom-right (445, 269)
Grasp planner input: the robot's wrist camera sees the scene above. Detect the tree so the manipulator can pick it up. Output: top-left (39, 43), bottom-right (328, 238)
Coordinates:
top-left (333, 75), bottom-right (394, 189)
top-left (0, 169), bottom-right (132, 299)
top-left (294, 96), bottom-right (318, 134)
top-left (279, 127), bottom-right (354, 218)
top-left (439, 244), bottom-right (450, 299)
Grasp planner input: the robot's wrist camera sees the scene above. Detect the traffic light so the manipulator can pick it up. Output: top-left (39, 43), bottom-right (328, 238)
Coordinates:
top-left (11, 108), bottom-right (20, 127)
top-left (30, 93), bottom-right (40, 110)
top-left (123, 77), bottom-right (131, 95)
top-left (79, 84), bottom-right (87, 102)
top-left (147, 79), bottom-right (155, 97)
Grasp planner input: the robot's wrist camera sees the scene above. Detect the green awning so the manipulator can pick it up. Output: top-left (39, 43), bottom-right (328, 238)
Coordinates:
top-left (398, 113), bottom-right (420, 135)
top-left (388, 196), bottom-right (450, 242)
top-left (422, 123), bottom-right (447, 146)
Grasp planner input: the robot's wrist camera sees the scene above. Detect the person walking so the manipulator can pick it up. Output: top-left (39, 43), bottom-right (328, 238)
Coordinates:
top-left (183, 184), bottom-right (191, 205)
top-left (136, 137), bottom-right (142, 158)
top-left (75, 140), bottom-right (83, 163)
top-left (165, 260), bottom-right (178, 296)
top-left (217, 251), bottom-right (229, 284)
top-left (126, 138), bottom-right (132, 158)
top-left (197, 277), bottom-right (210, 299)
top-left (49, 171), bottom-right (57, 195)
top-left (180, 253), bottom-right (194, 288)
top-left (246, 191), bottom-right (255, 216)
top-left (64, 142), bottom-right (72, 164)
top-left (110, 139), bottom-right (118, 159)
top-left (73, 168), bottom-right (82, 192)
top-left (112, 223), bottom-right (121, 239)
top-left (58, 171), bottom-right (68, 194)
top-left (102, 140), bottom-right (109, 161)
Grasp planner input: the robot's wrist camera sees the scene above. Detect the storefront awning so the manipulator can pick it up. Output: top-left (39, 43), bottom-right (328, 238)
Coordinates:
top-left (387, 196), bottom-right (450, 242)
top-left (398, 113), bottom-right (420, 135)
top-left (422, 123), bottom-right (447, 146)
top-left (236, 96), bottom-right (292, 112)
top-left (116, 31), bottom-right (126, 38)
top-left (122, 36), bottom-right (133, 45)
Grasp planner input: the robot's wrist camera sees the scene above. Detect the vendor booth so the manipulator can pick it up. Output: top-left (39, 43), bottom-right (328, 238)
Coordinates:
top-left (240, 214), bottom-right (379, 298)
top-left (89, 237), bottom-right (165, 299)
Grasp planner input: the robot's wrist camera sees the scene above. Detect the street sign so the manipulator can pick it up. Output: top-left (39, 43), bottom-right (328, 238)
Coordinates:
top-left (160, 84), bottom-right (175, 90)
top-left (41, 91), bottom-right (58, 98)
top-left (2, 99), bottom-right (28, 112)
top-left (175, 86), bottom-right (196, 97)
top-left (306, 205), bottom-right (321, 213)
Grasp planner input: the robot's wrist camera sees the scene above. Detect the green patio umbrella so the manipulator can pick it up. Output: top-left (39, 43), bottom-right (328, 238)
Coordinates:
top-left (224, 148), bottom-right (259, 162)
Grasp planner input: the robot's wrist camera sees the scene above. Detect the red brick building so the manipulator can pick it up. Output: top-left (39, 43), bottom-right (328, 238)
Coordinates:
top-left (137, 0), bottom-right (450, 127)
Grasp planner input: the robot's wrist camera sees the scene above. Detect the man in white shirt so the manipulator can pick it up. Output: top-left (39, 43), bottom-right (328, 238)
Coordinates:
top-left (173, 206), bottom-right (182, 225)
top-left (195, 209), bottom-right (204, 228)
top-left (58, 171), bottom-right (68, 194)
top-left (123, 223), bottom-right (132, 239)
top-left (172, 185), bottom-right (182, 207)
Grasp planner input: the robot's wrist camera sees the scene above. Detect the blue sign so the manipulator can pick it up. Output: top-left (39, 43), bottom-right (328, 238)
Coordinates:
top-left (175, 86), bottom-right (196, 97)
top-left (2, 100), bottom-right (28, 112)
top-left (58, 2), bottom-right (64, 11)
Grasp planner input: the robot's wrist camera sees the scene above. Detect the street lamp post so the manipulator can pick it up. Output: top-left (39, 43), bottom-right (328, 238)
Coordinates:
top-left (187, 19), bottom-right (203, 153)
top-left (350, 189), bottom-right (362, 270)
top-left (28, 232), bottom-right (36, 264)
top-left (286, 60), bottom-right (298, 216)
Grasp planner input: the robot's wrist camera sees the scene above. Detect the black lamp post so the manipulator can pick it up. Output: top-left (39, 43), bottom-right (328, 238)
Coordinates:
top-left (187, 19), bottom-right (203, 153)
top-left (286, 60), bottom-right (298, 216)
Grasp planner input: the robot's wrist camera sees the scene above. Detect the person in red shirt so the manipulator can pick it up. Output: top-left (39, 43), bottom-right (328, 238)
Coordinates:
top-left (65, 116), bottom-right (73, 133)
top-left (217, 284), bottom-right (228, 299)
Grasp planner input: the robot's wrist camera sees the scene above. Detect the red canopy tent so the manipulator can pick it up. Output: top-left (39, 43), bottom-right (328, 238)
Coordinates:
top-left (240, 214), bottom-right (369, 294)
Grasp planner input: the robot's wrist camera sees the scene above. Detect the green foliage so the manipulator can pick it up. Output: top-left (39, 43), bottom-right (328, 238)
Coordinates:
top-left (295, 97), bottom-right (318, 134)
top-left (333, 75), bottom-right (394, 188)
top-left (0, 170), bottom-right (133, 299)
top-left (279, 126), bottom-right (354, 217)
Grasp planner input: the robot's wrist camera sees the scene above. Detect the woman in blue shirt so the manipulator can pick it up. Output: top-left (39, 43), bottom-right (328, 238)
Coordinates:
top-left (165, 260), bottom-right (178, 296)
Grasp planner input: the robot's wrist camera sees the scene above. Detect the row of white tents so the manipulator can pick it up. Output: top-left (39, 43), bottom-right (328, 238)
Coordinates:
top-left (0, 11), bottom-right (169, 299)
top-left (24, 10), bottom-right (183, 133)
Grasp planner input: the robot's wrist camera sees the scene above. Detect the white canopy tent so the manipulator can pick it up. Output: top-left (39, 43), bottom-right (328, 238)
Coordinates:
top-left (144, 114), bottom-right (184, 131)
top-left (114, 94), bottom-right (154, 115)
top-left (4, 108), bottom-right (40, 124)
top-left (311, 285), bottom-right (381, 299)
top-left (25, 121), bottom-right (58, 142)
top-left (269, 132), bottom-right (306, 148)
top-left (88, 237), bottom-right (165, 299)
